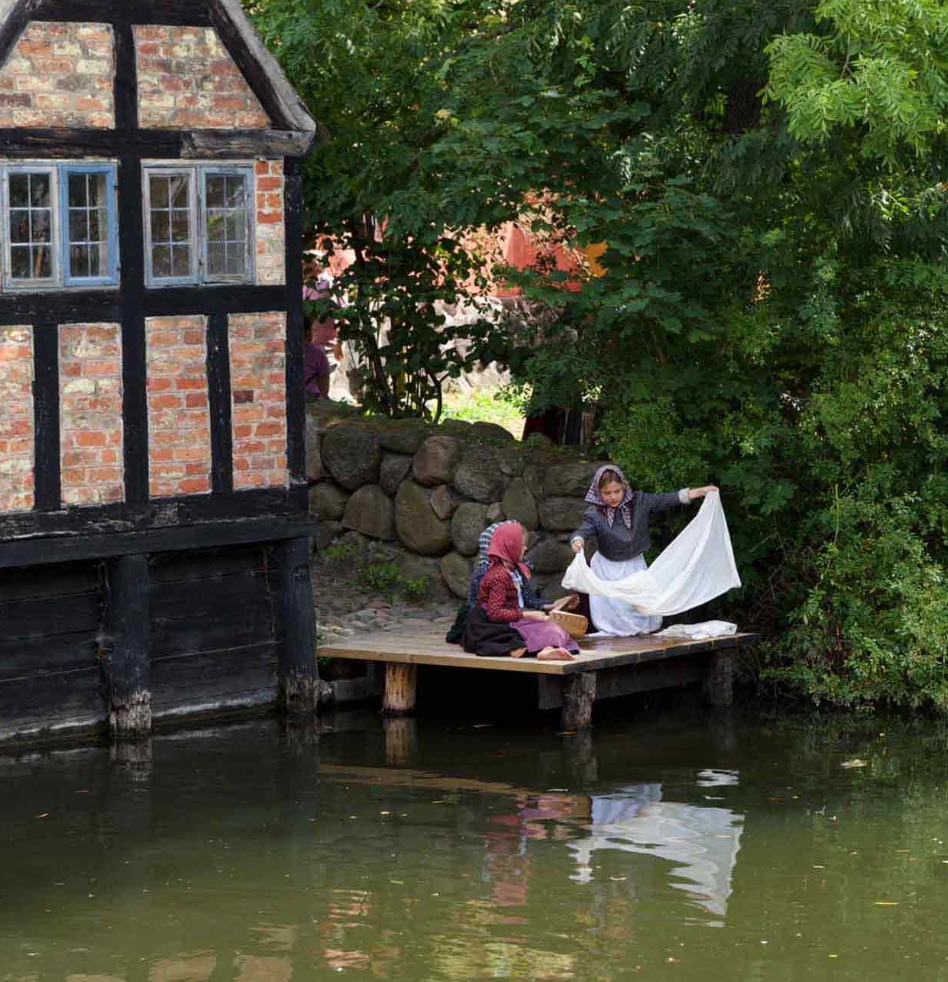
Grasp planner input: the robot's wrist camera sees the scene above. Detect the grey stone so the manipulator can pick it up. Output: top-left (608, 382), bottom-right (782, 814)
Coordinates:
top-left (305, 414), bottom-right (324, 482)
top-left (413, 435), bottom-right (462, 486)
top-left (530, 573), bottom-right (573, 603)
top-left (538, 496), bottom-right (587, 532)
top-left (430, 485), bottom-right (459, 520)
top-left (543, 461), bottom-right (601, 497)
top-left (441, 552), bottom-right (474, 599)
top-left (440, 418), bottom-right (477, 438)
top-left (394, 553), bottom-right (451, 602)
top-left (451, 502), bottom-right (490, 556)
top-left (321, 422), bottom-right (382, 490)
top-left (395, 480), bottom-right (453, 555)
top-left (472, 421), bottom-right (515, 443)
top-left (338, 529), bottom-right (372, 552)
top-left (498, 446), bottom-right (526, 478)
top-left (316, 519), bottom-right (344, 550)
top-left (380, 453), bottom-right (412, 496)
top-left (309, 481), bottom-right (349, 521)
top-left (453, 445), bottom-right (505, 503)
top-left (525, 432), bottom-right (554, 448)
top-left (342, 484), bottom-right (395, 540)
top-left (379, 419), bottom-right (430, 454)
top-left (486, 501), bottom-right (506, 524)
top-left (526, 537), bottom-right (574, 575)
top-left (502, 477), bottom-right (538, 530)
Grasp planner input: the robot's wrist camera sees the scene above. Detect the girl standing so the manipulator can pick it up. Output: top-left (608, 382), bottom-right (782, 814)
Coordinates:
top-left (463, 523), bottom-right (579, 661)
top-left (570, 466), bottom-right (717, 637)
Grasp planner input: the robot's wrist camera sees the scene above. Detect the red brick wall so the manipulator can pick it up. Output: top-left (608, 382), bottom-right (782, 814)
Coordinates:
top-left (146, 316), bottom-right (212, 499)
top-left (255, 159), bottom-right (286, 286)
top-left (59, 323), bottom-right (124, 507)
top-left (0, 22), bottom-right (114, 128)
top-left (229, 312), bottom-right (288, 490)
top-left (135, 25), bottom-right (270, 130)
top-left (0, 326), bottom-right (34, 513)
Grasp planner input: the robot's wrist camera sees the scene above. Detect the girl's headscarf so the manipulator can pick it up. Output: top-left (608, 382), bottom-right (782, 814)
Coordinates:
top-left (585, 464), bottom-right (634, 529)
top-left (487, 522), bottom-right (531, 579)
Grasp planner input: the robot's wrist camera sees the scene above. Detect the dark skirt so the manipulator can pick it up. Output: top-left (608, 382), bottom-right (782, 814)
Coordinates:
top-left (462, 606), bottom-right (579, 657)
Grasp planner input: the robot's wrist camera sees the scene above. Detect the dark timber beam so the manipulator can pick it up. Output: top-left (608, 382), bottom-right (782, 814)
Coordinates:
top-left (32, 322), bottom-right (61, 511)
top-left (102, 553), bottom-right (152, 740)
top-left (277, 536), bottom-right (319, 716)
top-left (206, 313), bottom-right (234, 495)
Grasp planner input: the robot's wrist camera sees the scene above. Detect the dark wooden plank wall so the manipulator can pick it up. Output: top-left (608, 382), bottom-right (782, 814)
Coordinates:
top-left (0, 545), bottom-right (286, 743)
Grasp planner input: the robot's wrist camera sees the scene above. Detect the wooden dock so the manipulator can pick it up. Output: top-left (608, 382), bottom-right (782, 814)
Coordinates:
top-left (318, 624), bottom-right (757, 729)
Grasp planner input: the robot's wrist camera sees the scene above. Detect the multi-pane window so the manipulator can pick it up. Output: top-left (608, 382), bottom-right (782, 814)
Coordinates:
top-left (144, 165), bottom-right (253, 286)
top-left (0, 163), bottom-right (118, 291)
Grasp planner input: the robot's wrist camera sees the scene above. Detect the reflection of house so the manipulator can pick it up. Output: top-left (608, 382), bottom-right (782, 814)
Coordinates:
top-left (0, 0), bottom-right (319, 744)
top-left (567, 777), bottom-right (744, 924)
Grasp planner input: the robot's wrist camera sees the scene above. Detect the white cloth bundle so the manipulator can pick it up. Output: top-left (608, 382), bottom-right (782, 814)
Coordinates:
top-left (561, 491), bottom-right (741, 617)
top-left (653, 621), bottom-right (737, 640)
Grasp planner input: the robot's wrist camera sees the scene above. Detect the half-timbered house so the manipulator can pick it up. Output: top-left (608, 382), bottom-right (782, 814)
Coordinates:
top-left (0, 0), bottom-right (319, 744)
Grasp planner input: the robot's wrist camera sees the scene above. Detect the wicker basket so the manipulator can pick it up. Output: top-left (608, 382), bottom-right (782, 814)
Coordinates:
top-left (550, 610), bottom-right (589, 639)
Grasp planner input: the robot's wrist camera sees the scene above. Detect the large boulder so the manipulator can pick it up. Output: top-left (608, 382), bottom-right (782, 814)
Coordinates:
top-left (453, 445), bottom-right (505, 503)
top-left (305, 414), bottom-right (323, 482)
top-left (309, 481), bottom-right (349, 521)
top-left (543, 461), bottom-right (601, 497)
top-left (538, 496), bottom-right (587, 532)
top-left (413, 435), bottom-right (461, 486)
top-left (395, 480), bottom-right (453, 555)
top-left (497, 446), bottom-right (526, 478)
top-left (316, 519), bottom-right (344, 550)
top-left (342, 484), bottom-right (395, 540)
top-left (530, 572), bottom-right (573, 603)
top-left (441, 551), bottom-right (474, 599)
top-left (450, 502), bottom-right (490, 556)
top-left (321, 422), bottom-right (382, 490)
top-left (526, 537), bottom-right (574, 575)
top-left (394, 553), bottom-right (452, 602)
top-left (380, 419), bottom-right (430, 454)
top-left (486, 501), bottom-right (505, 524)
top-left (502, 477), bottom-right (538, 530)
top-left (471, 421), bottom-right (515, 443)
top-left (380, 453), bottom-right (412, 496)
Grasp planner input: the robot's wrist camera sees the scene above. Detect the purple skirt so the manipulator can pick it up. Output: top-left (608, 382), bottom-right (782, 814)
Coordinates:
top-left (510, 618), bottom-right (580, 654)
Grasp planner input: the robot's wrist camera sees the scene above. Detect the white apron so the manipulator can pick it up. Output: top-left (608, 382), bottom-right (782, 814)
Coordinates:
top-left (588, 552), bottom-right (663, 637)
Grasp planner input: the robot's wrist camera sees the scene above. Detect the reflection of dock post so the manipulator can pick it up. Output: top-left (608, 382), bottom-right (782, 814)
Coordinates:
top-left (383, 716), bottom-right (417, 766)
top-left (563, 729), bottom-right (598, 783)
top-left (702, 650), bottom-right (735, 707)
top-left (382, 663), bottom-right (417, 716)
top-left (562, 672), bottom-right (597, 730)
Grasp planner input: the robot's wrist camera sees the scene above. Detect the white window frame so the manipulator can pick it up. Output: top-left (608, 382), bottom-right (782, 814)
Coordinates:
top-left (0, 161), bottom-right (120, 293)
top-left (2, 165), bottom-right (60, 291)
top-left (143, 163), bottom-right (255, 287)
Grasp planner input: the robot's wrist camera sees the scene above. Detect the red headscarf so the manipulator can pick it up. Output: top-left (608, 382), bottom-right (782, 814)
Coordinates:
top-left (487, 523), bottom-right (531, 579)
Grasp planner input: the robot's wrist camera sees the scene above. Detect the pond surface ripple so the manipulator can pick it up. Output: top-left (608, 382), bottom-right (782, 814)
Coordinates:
top-left (2, 703), bottom-right (948, 980)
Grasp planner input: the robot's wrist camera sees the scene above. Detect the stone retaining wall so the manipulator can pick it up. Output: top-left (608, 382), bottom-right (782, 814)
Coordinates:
top-left (307, 407), bottom-right (606, 602)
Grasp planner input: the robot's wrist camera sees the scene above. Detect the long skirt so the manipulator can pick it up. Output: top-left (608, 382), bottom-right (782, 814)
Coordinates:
top-left (462, 606), bottom-right (579, 657)
top-left (589, 552), bottom-right (663, 637)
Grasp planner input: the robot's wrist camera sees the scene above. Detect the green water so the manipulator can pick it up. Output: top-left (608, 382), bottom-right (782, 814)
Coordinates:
top-left (2, 704), bottom-right (948, 981)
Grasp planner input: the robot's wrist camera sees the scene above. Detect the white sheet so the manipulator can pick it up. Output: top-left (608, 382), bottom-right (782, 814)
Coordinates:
top-left (654, 620), bottom-right (737, 640)
top-left (561, 491), bottom-right (741, 617)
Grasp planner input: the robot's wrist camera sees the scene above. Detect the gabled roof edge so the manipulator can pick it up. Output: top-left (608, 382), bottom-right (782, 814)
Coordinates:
top-left (211, 0), bottom-right (318, 153)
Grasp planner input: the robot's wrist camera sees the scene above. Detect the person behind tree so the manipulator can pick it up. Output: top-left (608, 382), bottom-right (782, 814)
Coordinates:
top-left (303, 315), bottom-right (333, 402)
top-left (570, 465), bottom-right (718, 637)
top-left (463, 523), bottom-right (578, 661)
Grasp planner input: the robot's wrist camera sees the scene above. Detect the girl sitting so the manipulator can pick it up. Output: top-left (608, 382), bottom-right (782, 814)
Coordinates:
top-left (570, 465), bottom-right (718, 637)
top-left (463, 523), bottom-right (578, 661)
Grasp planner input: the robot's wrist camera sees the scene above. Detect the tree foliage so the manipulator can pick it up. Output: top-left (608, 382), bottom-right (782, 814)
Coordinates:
top-left (249, 0), bottom-right (947, 709)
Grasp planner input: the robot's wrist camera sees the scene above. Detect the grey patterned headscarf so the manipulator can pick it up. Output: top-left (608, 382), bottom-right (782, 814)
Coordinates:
top-left (585, 464), bottom-right (634, 529)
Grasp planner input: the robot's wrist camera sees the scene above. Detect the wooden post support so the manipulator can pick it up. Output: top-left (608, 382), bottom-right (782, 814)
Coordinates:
top-left (383, 717), bottom-right (417, 765)
top-left (561, 672), bottom-right (597, 731)
top-left (383, 663), bottom-right (417, 716)
top-left (278, 535), bottom-right (320, 716)
top-left (702, 650), bottom-right (736, 707)
top-left (103, 553), bottom-right (152, 741)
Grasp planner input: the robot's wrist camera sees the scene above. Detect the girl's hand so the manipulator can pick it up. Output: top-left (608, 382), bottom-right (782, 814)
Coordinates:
top-left (570, 538), bottom-right (584, 554)
top-left (688, 485), bottom-right (719, 500)
top-left (523, 610), bottom-right (549, 622)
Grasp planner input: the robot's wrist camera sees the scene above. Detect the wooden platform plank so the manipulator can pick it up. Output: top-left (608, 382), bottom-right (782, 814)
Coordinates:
top-left (318, 623), bottom-right (756, 676)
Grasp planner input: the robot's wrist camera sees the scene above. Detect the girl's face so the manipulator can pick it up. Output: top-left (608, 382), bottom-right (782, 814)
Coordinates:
top-left (599, 480), bottom-right (626, 508)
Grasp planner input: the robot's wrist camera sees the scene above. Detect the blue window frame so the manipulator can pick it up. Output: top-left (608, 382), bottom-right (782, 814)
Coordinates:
top-left (0, 162), bottom-right (118, 291)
